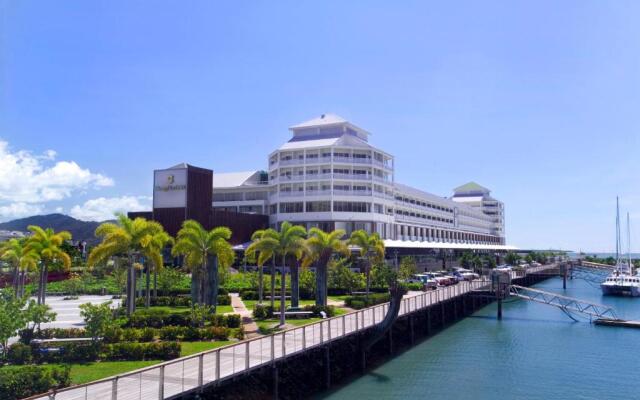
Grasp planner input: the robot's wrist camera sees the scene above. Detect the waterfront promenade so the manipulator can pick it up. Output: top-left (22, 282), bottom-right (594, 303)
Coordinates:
top-left (28, 265), bottom-right (553, 400)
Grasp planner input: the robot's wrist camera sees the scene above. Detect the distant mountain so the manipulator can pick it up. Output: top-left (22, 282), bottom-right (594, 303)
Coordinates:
top-left (0, 214), bottom-right (104, 244)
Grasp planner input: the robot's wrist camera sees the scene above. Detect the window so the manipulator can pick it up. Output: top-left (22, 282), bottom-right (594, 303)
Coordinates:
top-left (279, 202), bottom-right (303, 213)
top-left (374, 204), bottom-right (383, 214)
top-left (239, 205), bottom-right (263, 214)
top-left (306, 201), bottom-right (331, 212)
top-left (333, 202), bottom-right (371, 213)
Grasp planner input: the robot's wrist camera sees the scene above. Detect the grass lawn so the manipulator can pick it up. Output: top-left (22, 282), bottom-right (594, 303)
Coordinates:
top-left (51, 341), bottom-right (235, 384)
top-left (69, 361), bottom-right (161, 384)
top-left (255, 308), bottom-right (347, 334)
top-left (180, 340), bottom-right (233, 356)
top-left (148, 305), bottom-right (234, 314)
top-left (242, 299), bottom-right (315, 310)
top-left (328, 295), bottom-right (349, 303)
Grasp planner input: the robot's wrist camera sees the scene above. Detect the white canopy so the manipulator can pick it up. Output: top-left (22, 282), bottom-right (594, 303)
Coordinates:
top-left (383, 240), bottom-right (518, 251)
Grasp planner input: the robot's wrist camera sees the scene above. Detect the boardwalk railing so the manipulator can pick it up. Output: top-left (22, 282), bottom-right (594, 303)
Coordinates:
top-left (28, 266), bottom-right (555, 400)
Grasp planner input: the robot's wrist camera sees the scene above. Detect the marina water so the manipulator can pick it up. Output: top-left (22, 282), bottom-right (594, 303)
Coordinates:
top-left (319, 277), bottom-right (640, 400)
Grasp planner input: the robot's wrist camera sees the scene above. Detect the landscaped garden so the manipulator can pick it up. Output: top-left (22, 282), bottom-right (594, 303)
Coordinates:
top-left (0, 214), bottom-right (410, 399)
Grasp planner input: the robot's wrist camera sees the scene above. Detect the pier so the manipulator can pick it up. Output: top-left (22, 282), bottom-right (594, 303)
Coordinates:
top-left (27, 265), bottom-right (556, 400)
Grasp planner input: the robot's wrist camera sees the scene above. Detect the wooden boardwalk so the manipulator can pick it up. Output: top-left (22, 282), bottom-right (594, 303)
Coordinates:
top-left (29, 265), bottom-right (554, 400)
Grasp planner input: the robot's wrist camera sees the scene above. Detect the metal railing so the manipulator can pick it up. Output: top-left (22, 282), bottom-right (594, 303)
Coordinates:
top-left (28, 267), bottom-right (556, 400)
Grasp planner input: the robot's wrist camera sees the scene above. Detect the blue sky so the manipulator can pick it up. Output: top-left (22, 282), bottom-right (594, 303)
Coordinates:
top-left (1, 1), bottom-right (639, 252)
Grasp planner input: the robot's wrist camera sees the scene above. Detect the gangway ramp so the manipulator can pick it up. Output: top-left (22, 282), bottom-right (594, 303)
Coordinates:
top-left (509, 285), bottom-right (618, 320)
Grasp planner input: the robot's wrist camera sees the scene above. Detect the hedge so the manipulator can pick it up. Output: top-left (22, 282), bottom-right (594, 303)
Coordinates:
top-left (0, 365), bottom-right (70, 400)
top-left (344, 293), bottom-right (390, 309)
top-left (102, 342), bottom-right (181, 361)
top-left (7, 343), bottom-right (32, 365)
top-left (127, 309), bottom-right (241, 328)
top-left (19, 328), bottom-right (87, 344)
top-left (252, 304), bottom-right (274, 320)
top-left (32, 342), bottom-right (101, 364)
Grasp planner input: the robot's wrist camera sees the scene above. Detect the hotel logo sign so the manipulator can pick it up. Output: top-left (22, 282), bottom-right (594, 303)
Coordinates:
top-left (155, 174), bottom-right (186, 192)
top-left (153, 169), bottom-right (187, 208)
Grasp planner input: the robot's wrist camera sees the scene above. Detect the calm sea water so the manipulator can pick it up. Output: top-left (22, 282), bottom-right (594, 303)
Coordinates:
top-left (319, 277), bottom-right (640, 400)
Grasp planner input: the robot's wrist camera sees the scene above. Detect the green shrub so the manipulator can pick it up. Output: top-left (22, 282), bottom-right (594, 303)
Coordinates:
top-left (122, 328), bottom-right (140, 342)
top-left (103, 327), bottom-right (123, 343)
top-left (239, 290), bottom-right (259, 300)
top-left (210, 314), bottom-right (226, 327)
top-left (102, 342), bottom-right (180, 361)
top-left (183, 326), bottom-right (202, 341)
top-left (210, 326), bottom-right (229, 341)
top-left (234, 326), bottom-right (245, 340)
top-left (32, 342), bottom-right (100, 364)
top-left (252, 304), bottom-right (273, 320)
top-left (7, 343), bottom-right (32, 365)
top-left (139, 327), bottom-right (156, 342)
top-left (302, 305), bottom-right (336, 318)
top-left (225, 314), bottom-right (241, 328)
top-left (159, 326), bottom-right (183, 341)
top-left (217, 294), bottom-right (231, 306)
top-left (20, 328), bottom-right (87, 343)
top-left (0, 365), bottom-right (70, 400)
top-left (344, 292), bottom-right (390, 309)
top-left (405, 282), bottom-right (424, 291)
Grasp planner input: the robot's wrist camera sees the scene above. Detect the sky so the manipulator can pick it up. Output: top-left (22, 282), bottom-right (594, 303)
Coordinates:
top-left (1, 1), bottom-right (639, 252)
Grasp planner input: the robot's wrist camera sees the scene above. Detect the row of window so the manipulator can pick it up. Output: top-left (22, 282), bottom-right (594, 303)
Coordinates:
top-left (278, 201), bottom-right (373, 214)
top-left (394, 196), bottom-right (454, 213)
top-left (396, 209), bottom-right (454, 224)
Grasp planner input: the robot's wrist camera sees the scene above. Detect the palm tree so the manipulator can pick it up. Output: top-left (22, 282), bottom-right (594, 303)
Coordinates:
top-left (88, 214), bottom-right (166, 315)
top-left (144, 230), bottom-right (173, 307)
top-left (171, 220), bottom-right (235, 311)
top-left (25, 226), bottom-right (72, 305)
top-left (0, 238), bottom-right (39, 298)
top-left (349, 230), bottom-right (385, 298)
top-left (248, 222), bottom-right (306, 325)
top-left (246, 229), bottom-right (279, 305)
top-left (307, 228), bottom-right (349, 307)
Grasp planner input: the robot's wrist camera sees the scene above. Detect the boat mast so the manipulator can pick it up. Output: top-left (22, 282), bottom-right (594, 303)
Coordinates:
top-left (616, 196), bottom-right (620, 265)
top-left (628, 212), bottom-right (632, 271)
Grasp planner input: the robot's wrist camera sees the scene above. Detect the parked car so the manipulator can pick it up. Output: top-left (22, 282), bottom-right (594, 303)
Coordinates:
top-left (495, 264), bottom-right (513, 272)
top-left (430, 272), bottom-right (453, 286)
top-left (454, 269), bottom-right (480, 281)
top-left (411, 274), bottom-right (438, 290)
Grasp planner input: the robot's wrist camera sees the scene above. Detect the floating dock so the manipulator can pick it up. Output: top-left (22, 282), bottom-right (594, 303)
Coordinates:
top-left (594, 318), bottom-right (640, 328)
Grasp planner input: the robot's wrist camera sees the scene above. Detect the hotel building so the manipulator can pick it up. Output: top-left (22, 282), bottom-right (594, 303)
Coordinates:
top-left (212, 114), bottom-right (506, 249)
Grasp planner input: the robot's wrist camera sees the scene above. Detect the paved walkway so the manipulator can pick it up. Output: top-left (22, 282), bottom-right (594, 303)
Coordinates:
top-left (227, 293), bottom-right (260, 338)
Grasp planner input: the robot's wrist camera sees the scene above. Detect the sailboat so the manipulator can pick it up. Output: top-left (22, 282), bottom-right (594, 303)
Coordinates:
top-left (601, 198), bottom-right (639, 296)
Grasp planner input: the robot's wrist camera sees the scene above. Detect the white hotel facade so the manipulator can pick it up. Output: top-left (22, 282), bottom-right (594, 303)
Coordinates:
top-left (212, 114), bottom-right (506, 248)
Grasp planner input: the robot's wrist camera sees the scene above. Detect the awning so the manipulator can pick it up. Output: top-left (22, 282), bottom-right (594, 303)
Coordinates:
top-left (383, 240), bottom-right (518, 251)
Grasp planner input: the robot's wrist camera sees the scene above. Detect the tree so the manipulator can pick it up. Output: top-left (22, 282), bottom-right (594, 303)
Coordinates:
top-left (328, 258), bottom-right (365, 294)
top-left (0, 290), bottom-right (27, 356)
top-left (458, 252), bottom-right (473, 269)
top-left (306, 228), bottom-right (348, 307)
top-left (143, 230), bottom-right (173, 307)
top-left (245, 229), bottom-right (278, 305)
top-left (25, 226), bottom-right (72, 305)
top-left (0, 238), bottom-right (39, 298)
top-left (79, 301), bottom-right (115, 341)
top-left (504, 252), bottom-right (521, 266)
top-left (268, 223), bottom-right (307, 325)
top-left (398, 256), bottom-right (417, 281)
top-left (88, 214), bottom-right (167, 315)
top-left (524, 253), bottom-right (534, 264)
top-left (349, 230), bottom-right (385, 298)
top-left (25, 300), bottom-right (56, 332)
top-left (172, 220), bottom-right (235, 311)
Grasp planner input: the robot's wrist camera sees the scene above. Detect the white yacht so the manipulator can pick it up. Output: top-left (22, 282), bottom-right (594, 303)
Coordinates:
top-left (601, 200), bottom-right (639, 297)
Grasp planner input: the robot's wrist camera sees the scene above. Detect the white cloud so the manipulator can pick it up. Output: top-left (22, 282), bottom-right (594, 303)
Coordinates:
top-left (0, 203), bottom-right (44, 221)
top-left (0, 140), bottom-right (114, 204)
top-left (70, 196), bottom-right (152, 221)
